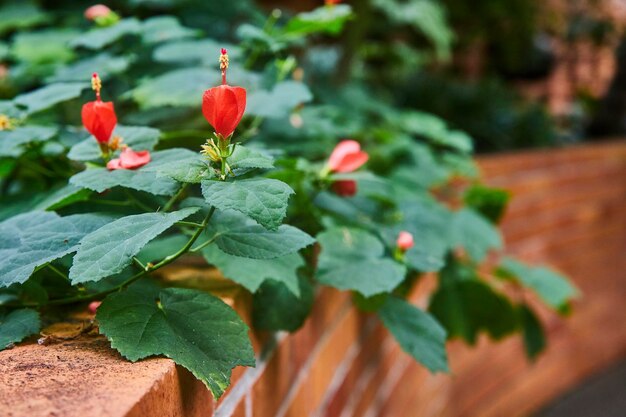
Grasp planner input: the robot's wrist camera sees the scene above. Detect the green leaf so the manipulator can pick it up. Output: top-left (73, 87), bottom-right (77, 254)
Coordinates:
top-left (0, 126), bottom-right (57, 157)
top-left (252, 276), bottom-right (314, 332)
top-left (48, 53), bottom-right (131, 83)
top-left (498, 258), bottom-right (579, 310)
top-left (247, 81), bottom-right (312, 119)
top-left (14, 83), bottom-right (88, 115)
top-left (136, 235), bottom-right (188, 265)
top-left (316, 228), bottom-right (406, 297)
top-left (71, 18), bottom-right (141, 50)
top-left (129, 68), bottom-right (220, 109)
top-left (202, 244), bottom-right (302, 295)
top-left (283, 4), bottom-right (352, 37)
top-left (69, 208), bottom-right (199, 284)
top-left (70, 167), bottom-right (180, 196)
top-left (205, 210), bottom-right (314, 260)
top-left (450, 208), bottom-right (502, 262)
top-left (141, 16), bottom-right (198, 44)
top-left (10, 29), bottom-right (76, 65)
top-left (0, 2), bottom-right (48, 35)
top-left (463, 185), bottom-right (510, 224)
top-left (379, 297), bottom-right (448, 372)
top-left (429, 262), bottom-right (518, 344)
top-left (35, 183), bottom-right (92, 211)
top-left (0, 309), bottom-right (40, 350)
top-left (229, 146), bottom-right (274, 171)
top-left (0, 212), bottom-right (110, 287)
top-left (202, 178), bottom-right (293, 230)
top-left (153, 39), bottom-right (230, 64)
top-left (97, 285), bottom-right (254, 399)
top-left (395, 111), bottom-right (472, 153)
top-left (518, 304), bottom-right (546, 360)
top-left (142, 148), bottom-right (212, 183)
top-left (68, 126), bottom-right (161, 162)
top-left (404, 247), bottom-right (445, 272)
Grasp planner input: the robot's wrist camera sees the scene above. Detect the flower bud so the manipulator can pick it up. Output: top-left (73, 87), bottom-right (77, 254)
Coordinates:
top-left (396, 231), bottom-right (414, 251)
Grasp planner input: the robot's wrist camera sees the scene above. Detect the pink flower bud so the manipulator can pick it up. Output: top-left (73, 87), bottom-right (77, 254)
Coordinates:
top-left (396, 231), bottom-right (414, 251)
top-left (107, 148), bottom-right (151, 170)
top-left (84, 4), bottom-right (112, 20)
top-left (88, 301), bottom-right (102, 314)
top-left (327, 140), bottom-right (369, 173)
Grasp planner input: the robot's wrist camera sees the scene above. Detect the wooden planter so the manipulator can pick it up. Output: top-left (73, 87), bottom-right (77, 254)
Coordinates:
top-left (2, 141), bottom-right (626, 417)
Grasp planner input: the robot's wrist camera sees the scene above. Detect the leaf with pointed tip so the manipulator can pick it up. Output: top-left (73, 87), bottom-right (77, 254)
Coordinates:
top-left (379, 297), bottom-right (448, 372)
top-left (202, 178), bottom-right (293, 230)
top-left (0, 211), bottom-right (110, 287)
top-left (70, 165), bottom-right (179, 196)
top-left (69, 208), bottom-right (199, 284)
top-left (229, 146), bottom-right (274, 170)
top-left (316, 227), bottom-right (406, 297)
top-left (97, 285), bottom-right (254, 399)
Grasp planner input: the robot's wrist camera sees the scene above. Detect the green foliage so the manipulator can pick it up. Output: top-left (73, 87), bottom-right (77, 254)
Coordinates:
top-left (316, 228), bottom-right (406, 297)
top-left (518, 304), bottom-right (546, 360)
top-left (252, 276), bottom-right (314, 331)
top-left (68, 126), bottom-right (161, 162)
top-left (0, 309), bottom-right (40, 349)
top-left (379, 296), bottom-right (448, 372)
top-left (450, 208), bottom-right (502, 262)
top-left (69, 208), bottom-right (198, 284)
top-left (97, 285), bottom-right (254, 399)
top-left (463, 184), bottom-right (510, 224)
top-left (14, 83), bottom-right (88, 115)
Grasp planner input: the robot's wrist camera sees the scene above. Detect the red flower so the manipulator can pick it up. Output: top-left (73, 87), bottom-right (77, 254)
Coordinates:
top-left (202, 48), bottom-right (246, 138)
top-left (332, 180), bottom-right (357, 197)
top-left (82, 73), bottom-right (117, 144)
top-left (107, 147), bottom-right (151, 170)
top-left (88, 301), bottom-right (102, 314)
top-left (396, 231), bottom-right (414, 251)
top-left (327, 140), bottom-right (369, 173)
top-left (84, 4), bottom-right (111, 20)
top-left (202, 85), bottom-right (246, 138)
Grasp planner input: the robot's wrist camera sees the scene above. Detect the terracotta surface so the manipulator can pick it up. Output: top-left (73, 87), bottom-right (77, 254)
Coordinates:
top-left (1, 140), bottom-right (626, 417)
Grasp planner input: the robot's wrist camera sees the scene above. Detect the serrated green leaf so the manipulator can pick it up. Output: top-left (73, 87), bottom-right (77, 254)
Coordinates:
top-left (69, 208), bottom-right (199, 284)
top-left (68, 126), bottom-right (161, 162)
top-left (97, 285), bottom-right (254, 398)
top-left (14, 83), bottom-right (88, 115)
top-left (0, 309), bottom-right (40, 350)
top-left (252, 276), bottom-right (313, 332)
top-left (141, 16), bottom-right (198, 44)
top-left (205, 210), bottom-right (314, 259)
top-left (247, 81), bottom-right (312, 119)
top-left (202, 244), bottom-right (302, 295)
top-left (0, 212), bottom-right (110, 287)
top-left (229, 146), bottom-right (274, 170)
top-left (499, 258), bottom-right (579, 310)
top-left (450, 208), bottom-right (502, 262)
top-left (202, 178), bottom-right (293, 230)
top-left (142, 148), bottom-right (212, 183)
top-left (316, 228), bottom-right (406, 297)
top-left (379, 297), bottom-right (448, 372)
top-left (71, 18), bottom-right (141, 50)
top-left (70, 167), bottom-right (180, 196)
top-left (0, 126), bottom-right (57, 157)
top-left (129, 68), bottom-right (220, 109)
top-left (48, 53), bottom-right (131, 83)
top-left (429, 262), bottom-right (518, 344)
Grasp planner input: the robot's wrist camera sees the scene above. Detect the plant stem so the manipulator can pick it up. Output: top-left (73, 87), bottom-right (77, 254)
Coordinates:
top-left (163, 183), bottom-right (188, 212)
top-left (9, 207), bottom-right (217, 308)
top-left (175, 220), bottom-right (204, 228)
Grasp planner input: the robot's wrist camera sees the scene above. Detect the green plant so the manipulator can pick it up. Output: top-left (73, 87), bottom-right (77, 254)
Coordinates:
top-left (0, 0), bottom-right (578, 398)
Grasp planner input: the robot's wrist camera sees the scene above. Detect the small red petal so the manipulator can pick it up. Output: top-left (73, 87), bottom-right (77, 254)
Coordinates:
top-left (119, 148), bottom-right (151, 169)
top-left (106, 158), bottom-right (122, 170)
top-left (328, 140), bottom-right (369, 173)
top-left (202, 85), bottom-right (247, 137)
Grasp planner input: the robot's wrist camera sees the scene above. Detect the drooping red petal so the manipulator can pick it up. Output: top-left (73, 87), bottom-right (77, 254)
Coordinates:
top-left (107, 148), bottom-right (151, 170)
top-left (81, 100), bottom-right (117, 144)
top-left (332, 180), bottom-right (357, 197)
top-left (202, 85), bottom-right (247, 137)
top-left (328, 140), bottom-right (369, 173)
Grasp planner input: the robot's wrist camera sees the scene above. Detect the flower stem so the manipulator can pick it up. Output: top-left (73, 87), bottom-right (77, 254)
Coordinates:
top-left (163, 183), bottom-right (188, 212)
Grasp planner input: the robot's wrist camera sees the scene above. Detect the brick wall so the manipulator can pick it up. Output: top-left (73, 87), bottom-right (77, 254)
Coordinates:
top-left (3, 141), bottom-right (625, 417)
top-left (182, 140), bottom-right (626, 417)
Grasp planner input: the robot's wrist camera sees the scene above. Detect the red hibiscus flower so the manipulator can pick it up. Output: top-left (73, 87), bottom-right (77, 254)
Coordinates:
top-left (202, 48), bottom-right (246, 138)
top-left (82, 73), bottom-right (117, 144)
top-left (107, 147), bottom-right (151, 170)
